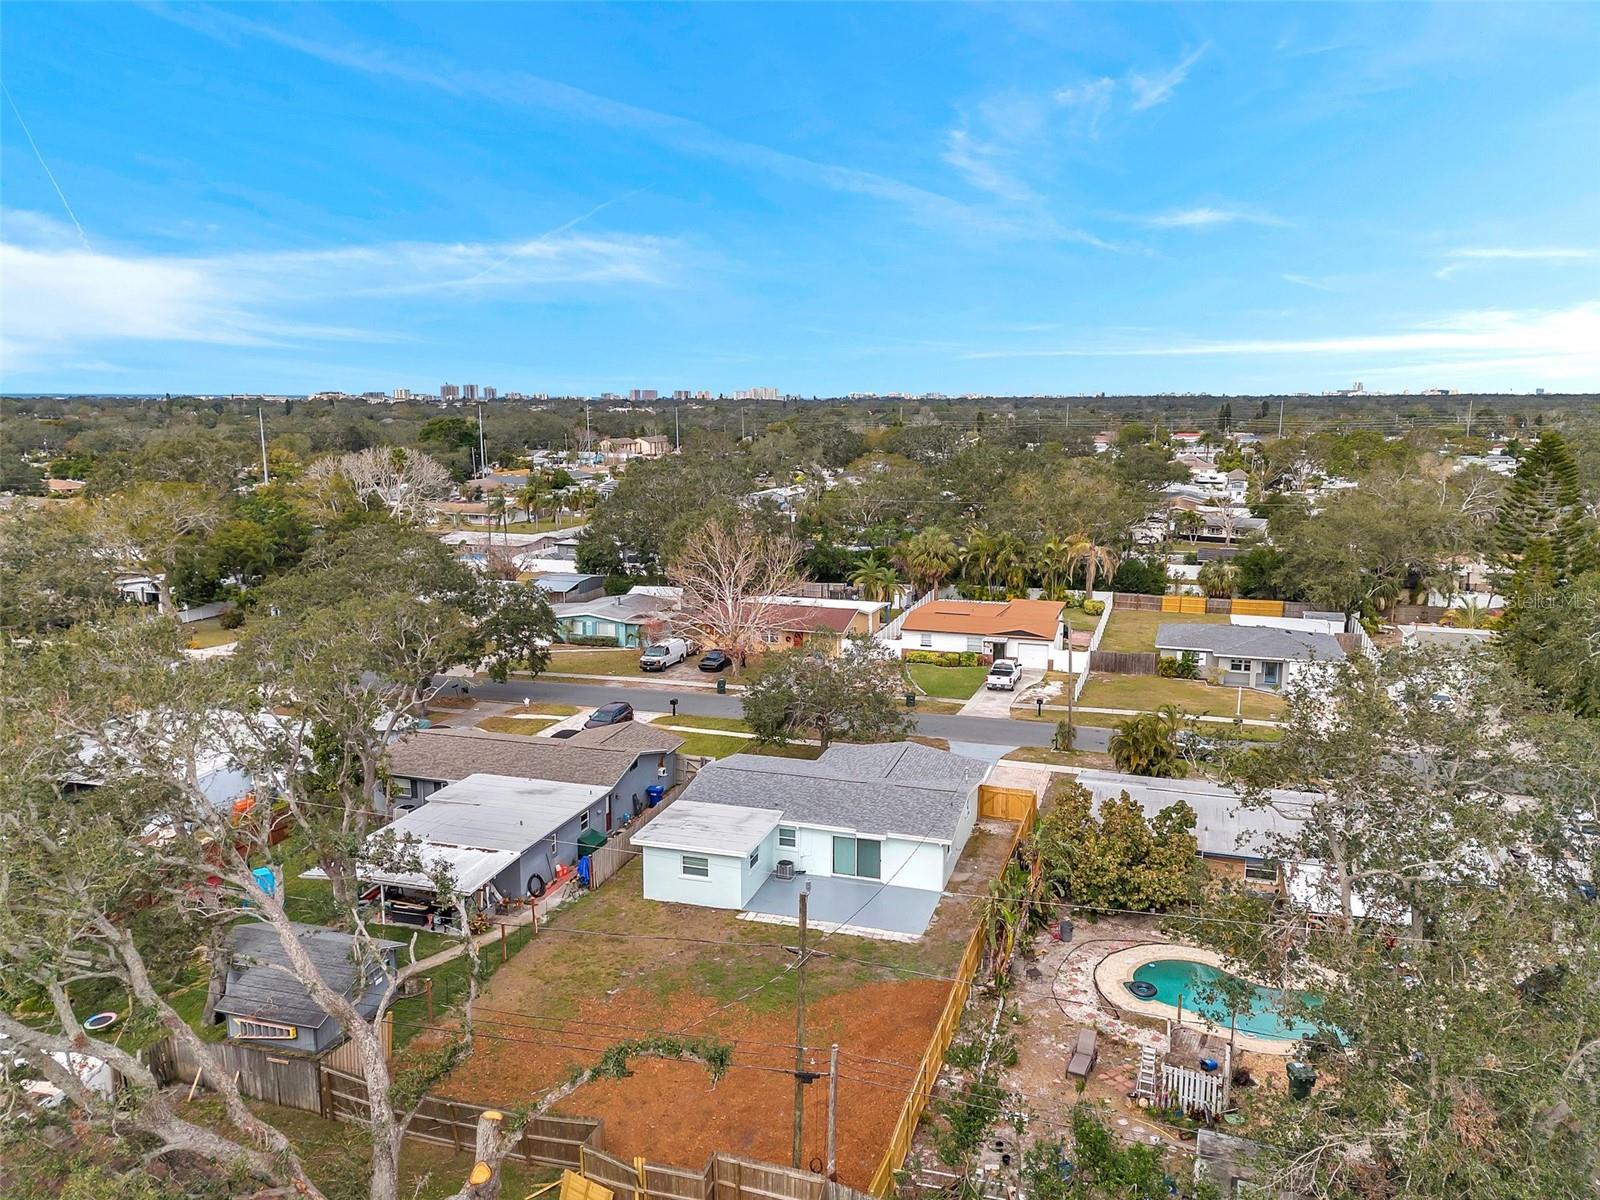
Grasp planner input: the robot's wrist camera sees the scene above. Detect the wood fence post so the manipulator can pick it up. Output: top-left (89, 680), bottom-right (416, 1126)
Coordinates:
top-left (319, 1067), bottom-right (334, 1121)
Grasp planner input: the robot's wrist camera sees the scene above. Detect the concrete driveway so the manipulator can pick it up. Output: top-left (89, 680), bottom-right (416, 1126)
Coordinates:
top-left (957, 674), bottom-right (1036, 717)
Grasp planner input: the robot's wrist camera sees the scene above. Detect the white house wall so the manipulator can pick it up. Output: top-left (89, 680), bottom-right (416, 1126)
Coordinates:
top-left (781, 824), bottom-right (947, 892)
top-left (641, 846), bottom-right (747, 909)
top-left (945, 786), bottom-right (978, 885)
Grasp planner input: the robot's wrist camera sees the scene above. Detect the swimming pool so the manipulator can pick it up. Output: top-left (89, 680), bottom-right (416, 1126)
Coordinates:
top-left (1128, 958), bottom-right (1324, 1042)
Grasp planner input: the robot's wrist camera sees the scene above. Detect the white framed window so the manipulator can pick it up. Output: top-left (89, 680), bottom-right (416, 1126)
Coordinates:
top-left (1244, 859), bottom-right (1278, 883)
top-left (966, 636), bottom-right (984, 653)
top-left (391, 778), bottom-right (414, 800)
top-left (919, 633), bottom-right (933, 648)
top-left (778, 826), bottom-right (797, 849)
top-left (749, 847), bottom-right (760, 868)
top-left (579, 811), bottom-right (590, 831)
top-left (1228, 659), bottom-right (1250, 673)
top-left (682, 855), bottom-right (709, 878)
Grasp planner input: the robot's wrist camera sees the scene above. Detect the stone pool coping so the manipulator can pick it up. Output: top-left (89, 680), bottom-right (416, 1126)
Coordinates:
top-left (1092, 942), bottom-right (1306, 1057)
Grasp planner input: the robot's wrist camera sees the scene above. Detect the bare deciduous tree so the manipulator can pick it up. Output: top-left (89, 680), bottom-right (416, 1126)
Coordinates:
top-left (307, 447), bottom-right (452, 524)
top-left (668, 515), bottom-right (804, 664)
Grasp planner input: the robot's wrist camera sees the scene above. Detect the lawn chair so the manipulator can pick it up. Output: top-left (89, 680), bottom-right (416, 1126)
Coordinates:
top-left (1066, 1027), bottom-right (1098, 1081)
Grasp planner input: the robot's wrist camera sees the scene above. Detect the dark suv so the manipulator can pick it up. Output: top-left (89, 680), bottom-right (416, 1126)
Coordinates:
top-left (583, 701), bottom-right (635, 728)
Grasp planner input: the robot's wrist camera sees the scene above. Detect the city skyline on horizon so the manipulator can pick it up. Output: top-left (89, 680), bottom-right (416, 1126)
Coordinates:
top-left (2, 3), bottom-right (1597, 396)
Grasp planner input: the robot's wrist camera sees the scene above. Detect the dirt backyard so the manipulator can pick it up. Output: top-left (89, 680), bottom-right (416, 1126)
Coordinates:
top-left (426, 822), bottom-right (1018, 1190)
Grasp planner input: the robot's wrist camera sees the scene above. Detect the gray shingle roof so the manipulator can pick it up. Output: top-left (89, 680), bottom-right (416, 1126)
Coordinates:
top-left (553, 592), bottom-right (676, 622)
top-left (387, 726), bottom-right (679, 788)
top-left (215, 922), bottom-right (400, 1029)
top-left (679, 742), bottom-right (990, 843)
top-left (1072, 770), bottom-right (1313, 859)
top-left (1154, 622), bottom-right (1345, 662)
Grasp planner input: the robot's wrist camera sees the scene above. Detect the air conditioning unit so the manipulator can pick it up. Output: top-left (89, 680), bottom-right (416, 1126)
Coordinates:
top-left (774, 860), bottom-right (795, 881)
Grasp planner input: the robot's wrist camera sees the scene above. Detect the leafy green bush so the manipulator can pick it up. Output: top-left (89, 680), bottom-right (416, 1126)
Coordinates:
top-left (218, 607), bottom-right (245, 629)
top-left (904, 650), bottom-right (980, 667)
top-left (1157, 650), bottom-right (1199, 679)
top-left (1082, 599), bottom-right (1105, 616)
top-left (563, 634), bottom-right (621, 647)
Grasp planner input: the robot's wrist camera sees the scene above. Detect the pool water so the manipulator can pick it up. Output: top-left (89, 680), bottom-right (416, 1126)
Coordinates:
top-left (1128, 958), bottom-right (1324, 1042)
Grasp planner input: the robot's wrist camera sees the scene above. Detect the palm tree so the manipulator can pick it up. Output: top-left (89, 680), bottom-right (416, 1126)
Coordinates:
top-left (897, 526), bottom-right (957, 596)
top-left (995, 535), bottom-right (1028, 595)
top-left (1108, 706), bottom-right (1187, 777)
top-left (1196, 559), bottom-right (1239, 599)
top-left (850, 558), bottom-right (900, 603)
top-left (517, 477), bottom-right (548, 525)
top-left (1175, 510), bottom-right (1204, 545)
top-left (1036, 537), bottom-right (1072, 597)
top-left (959, 530), bottom-right (999, 592)
top-left (485, 491), bottom-right (509, 547)
top-left (1064, 534), bottom-right (1118, 598)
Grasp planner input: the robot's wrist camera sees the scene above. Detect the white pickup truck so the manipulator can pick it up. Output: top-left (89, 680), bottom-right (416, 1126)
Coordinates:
top-left (985, 658), bottom-right (1021, 691)
top-left (639, 637), bottom-right (696, 672)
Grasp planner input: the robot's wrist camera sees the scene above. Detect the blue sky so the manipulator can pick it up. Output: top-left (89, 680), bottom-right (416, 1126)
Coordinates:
top-left (2, 2), bottom-right (1596, 396)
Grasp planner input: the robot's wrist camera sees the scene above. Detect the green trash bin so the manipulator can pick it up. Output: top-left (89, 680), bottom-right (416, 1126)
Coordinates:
top-left (1286, 1061), bottom-right (1317, 1101)
top-left (716, 677), bottom-right (727, 694)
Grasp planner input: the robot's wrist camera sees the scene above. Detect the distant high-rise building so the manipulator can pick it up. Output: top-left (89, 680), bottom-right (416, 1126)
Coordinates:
top-left (629, 389), bottom-right (659, 403)
top-left (483, 386), bottom-right (498, 401)
top-left (463, 383), bottom-right (480, 401)
top-left (735, 387), bottom-right (780, 402)
top-left (672, 390), bottom-right (692, 401)
top-left (441, 382), bottom-right (461, 401)
top-left (392, 388), bottom-right (413, 400)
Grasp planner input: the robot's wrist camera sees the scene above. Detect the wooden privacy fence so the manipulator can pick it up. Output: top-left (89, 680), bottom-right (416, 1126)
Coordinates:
top-left (322, 1065), bottom-right (603, 1167)
top-left (1088, 650), bottom-right (1159, 675)
top-left (978, 785), bottom-right (1036, 822)
top-left (148, 1035), bottom-right (323, 1114)
top-left (579, 1146), bottom-right (867, 1200)
top-left (866, 800), bottom-right (1038, 1197)
top-left (1115, 593), bottom-right (1309, 619)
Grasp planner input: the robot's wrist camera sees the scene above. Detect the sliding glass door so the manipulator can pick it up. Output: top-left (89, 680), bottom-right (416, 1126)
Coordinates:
top-left (831, 835), bottom-right (882, 879)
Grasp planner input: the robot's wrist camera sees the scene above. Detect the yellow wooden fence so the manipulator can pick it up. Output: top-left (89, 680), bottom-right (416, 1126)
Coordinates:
top-left (1230, 598), bottom-right (1286, 617)
top-left (865, 799), bottom-right (1037, 1197)
top-left (977, 785), bottom-right (1036, 822)
top-left (1160, 594), bottom-right (1207, 614)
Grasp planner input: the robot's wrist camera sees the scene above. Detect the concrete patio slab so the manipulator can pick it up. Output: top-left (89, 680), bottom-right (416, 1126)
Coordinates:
top-left (740, 873), bottom-right (940, 941)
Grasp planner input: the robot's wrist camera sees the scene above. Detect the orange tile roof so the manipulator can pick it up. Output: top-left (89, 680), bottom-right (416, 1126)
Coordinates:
top-left (901, 599), bottom-right (1063, 640)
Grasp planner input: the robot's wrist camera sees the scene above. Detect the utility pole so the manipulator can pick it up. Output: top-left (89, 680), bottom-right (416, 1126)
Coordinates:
top-left (1278, 397), bottom-right (1285, 439)
top-left (257, 407), bottom-right (270, 485)
top-left (826, 1043), bottom-right (839, 1181)
top-left (1465, 396), bottom-right (1475, 439)
top-left (477, 404), bottom-right (487, 476)
top-left (792, 885), bottom-right (809, 1169)
top-left (674, 404), bottom-right (680, 451)
top-left (740, 407), bottom-right (747, 441)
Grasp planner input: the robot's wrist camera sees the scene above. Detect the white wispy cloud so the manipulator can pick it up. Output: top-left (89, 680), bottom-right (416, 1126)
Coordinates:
top-left (941, 129), bottom-right (1037, 203)
top-left (1282, 273), bottom-right (1341, 292)
top-left (1052, 77), bottom-right (1116, 136)
top-left (150, 5), bottom-right (1058, 244)
top-left (957, 303), bottom-right (1600, 382)
top-left (1127, 44), bottom-right (1210, 111)
top-left (1141, 206), bottom-right (1288, 230)
top-left (1434, 246), bottom-right (1595, 279)
top-left (0, 211), bottom-right (676, 370)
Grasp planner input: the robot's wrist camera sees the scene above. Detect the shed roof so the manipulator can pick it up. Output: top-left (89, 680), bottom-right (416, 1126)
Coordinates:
top-left (534, 573), bottom-right (604, 594)
top-left (386, 726), bottom-right (679, 789)
top-left (1072, 770), bottom-right (1313, 859)
top-left (900, 599), bottom-right (1063, 641)
top-left (631, 799), bottom-right (782, 856)
top-left (215, 922), bottom-right (400, 1030)
top-left (680, 742), bottom-right (990, 843)
top-left (1154, 622), bottom-right (1346, 662)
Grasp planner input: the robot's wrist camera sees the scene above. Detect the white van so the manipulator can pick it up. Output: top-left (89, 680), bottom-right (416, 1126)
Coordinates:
top-left (640, 638), bottom-right (694, 672)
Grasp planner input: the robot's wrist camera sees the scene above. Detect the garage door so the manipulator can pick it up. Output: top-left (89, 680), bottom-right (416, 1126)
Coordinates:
top-left (1015, 641), bottom-right (1050, 669)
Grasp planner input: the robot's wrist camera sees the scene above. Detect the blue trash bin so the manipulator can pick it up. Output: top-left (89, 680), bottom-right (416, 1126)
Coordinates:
top-left (576, 856), bottom-right (591, 888)
top-left (646, 785), bottom-right (666, 808)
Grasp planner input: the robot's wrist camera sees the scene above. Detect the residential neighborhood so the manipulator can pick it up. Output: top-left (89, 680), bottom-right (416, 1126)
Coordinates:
top-left (4, 6), bottom-right (1599, 1200)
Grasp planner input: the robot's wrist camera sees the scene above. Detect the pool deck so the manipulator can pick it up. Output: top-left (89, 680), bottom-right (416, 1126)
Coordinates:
top-left (1093, 942), bottom-right (1304, 1056)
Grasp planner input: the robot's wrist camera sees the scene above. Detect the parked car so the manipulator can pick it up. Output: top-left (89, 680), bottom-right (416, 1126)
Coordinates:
top-left (640, 637), bottom-right (694, 672)
top-left (985, 658), bottom-right (1021, 691)
top-left (698, 649), bottom-right (733, 672)
top-left (584, 701), bottom-right (635, 728)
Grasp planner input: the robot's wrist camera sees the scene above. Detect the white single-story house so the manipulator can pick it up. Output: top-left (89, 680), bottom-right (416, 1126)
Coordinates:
top-left (631, 742), bottom-right (993, 937)
top-left (1155, 621), bottom-right (1345, 691)
top-left (897, 599), bottom-right (1064, 669)
top-left (553, 588), bottom-right (681, 647)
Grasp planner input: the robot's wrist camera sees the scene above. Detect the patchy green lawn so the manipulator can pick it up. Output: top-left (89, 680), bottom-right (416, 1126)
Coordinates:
top-left (476, 715), bottom-right (558, 735)
top-left (650, 714), bottom-right (751, 733)
top-left (1064, 607), bottom-right (1102, 633)
top-left (180, 1097), bottom-right (560, 1200)
top-left (906, 663), bottom-right (988, 700)
top-left (183, 616), bottom-right (241, 648)
top-left (670, 731), bottom-right (822, 760)
top-left (1076, 672), bottom-right (1286, 721)
top-left (1096, 608), bottom-right (1230, 653)
top-left (545, 649), bottom-right (647, 676)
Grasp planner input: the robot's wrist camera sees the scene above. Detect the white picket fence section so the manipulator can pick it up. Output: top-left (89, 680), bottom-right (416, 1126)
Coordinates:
top-left (877, 589), bottom-right (935, 644)
top-left (1071, 590), bottom-right (1116, 701)
top-left (1161, 1062), bottom-right (1226, 1117)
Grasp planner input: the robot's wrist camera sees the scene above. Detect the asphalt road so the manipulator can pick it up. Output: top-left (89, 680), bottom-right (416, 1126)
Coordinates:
top-left (471, 677), bottom-right (1112, 752)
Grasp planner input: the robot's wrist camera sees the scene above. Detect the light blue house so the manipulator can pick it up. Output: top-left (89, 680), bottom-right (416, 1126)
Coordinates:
top-left (631, 743), bottom-right (993, 937)
top-left (552, 589), bottom-right (680, 647)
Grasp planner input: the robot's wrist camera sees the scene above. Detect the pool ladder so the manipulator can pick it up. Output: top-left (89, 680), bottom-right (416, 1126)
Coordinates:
top-left (1134, 1048), bottom-right (1159, 1101)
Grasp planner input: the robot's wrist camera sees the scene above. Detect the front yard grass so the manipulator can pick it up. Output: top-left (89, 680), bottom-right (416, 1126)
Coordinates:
top-left (183, 616), bottom-right (240, 648)
top-left (1064, 607), bottom-right (1102, 633)
top-left (906, 663), bottom-right (989, 699)
top-left (546, 649), bottom-right (646, 676)
top-left (1096, 608), bottom-right (1230, 653)
top-left (650, 714), bottom-right (751, 733)
top-left (1076, 672), bottom-right (1287, 721)
top-left (476, 715), bottom-right (558, 735)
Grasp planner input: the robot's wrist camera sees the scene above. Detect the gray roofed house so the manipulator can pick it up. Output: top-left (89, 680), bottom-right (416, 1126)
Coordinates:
top-left (531, 572), bottom-right (606, 603)
top-left (1155, 621), bottom-right (1344, 692)
top-left (552, 589), bottom-right (680, 648)
top-left (384, 725), bottom-right (683, 833)
top-left (213, 922), bottom-right (401, 1054)
top-left (1072, 769), bottom-right (1312, 862)
top-left (632, 742), bottom-right (993, 934)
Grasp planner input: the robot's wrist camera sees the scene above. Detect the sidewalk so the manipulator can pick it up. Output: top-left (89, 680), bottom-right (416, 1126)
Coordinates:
top-left (1016, 702), bottom-right (1283, 729)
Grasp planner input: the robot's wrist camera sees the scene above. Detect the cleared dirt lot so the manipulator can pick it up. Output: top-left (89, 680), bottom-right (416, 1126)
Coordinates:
top-left (430, 825), bottom-right (1016, 1188)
